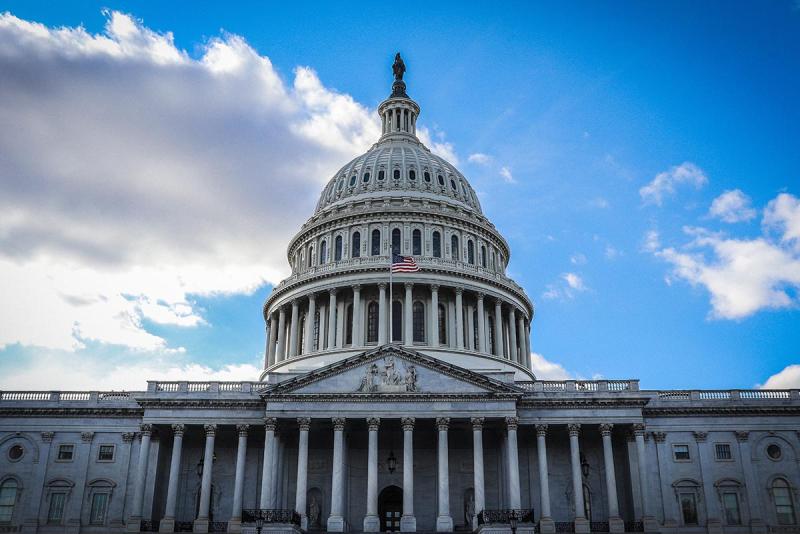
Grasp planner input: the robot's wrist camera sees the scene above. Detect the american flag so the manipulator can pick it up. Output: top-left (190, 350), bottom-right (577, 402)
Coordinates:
top-left (391, 254), bottom-right (419, 273)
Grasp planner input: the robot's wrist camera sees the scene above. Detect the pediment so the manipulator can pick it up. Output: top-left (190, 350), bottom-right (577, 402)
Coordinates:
top-left (263, 345), bottom-right (522, 397)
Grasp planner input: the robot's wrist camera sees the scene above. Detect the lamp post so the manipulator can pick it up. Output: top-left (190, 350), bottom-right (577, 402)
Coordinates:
top-left (508, 510), bottom-right (518, 534)
top-left (387, 449), bottom-right (397, 474)
top-left (255, 515), bottom-right (264, 534)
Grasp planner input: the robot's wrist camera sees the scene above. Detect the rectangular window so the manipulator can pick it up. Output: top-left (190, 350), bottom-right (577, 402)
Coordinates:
top-left (47, 493), bottom-right (66, 523)
top-left (680, 492), bottom-right (698, 525)
top-left (722, 492), bottom-right (741, 525)
top-left (775, 487), bottom-right (797, 525)
top-left (57, 444), bottom-right (74, 461)
top-left (89, 493), bottom-right (109, 524)
top-left (98, 445), bottom-right (115, 462)
top-left (715, 443), bottom-right (732, 460)
top-left (673, 444), bottom-right (691, 461)
top-left (0, 484), bottom-right (16, 523)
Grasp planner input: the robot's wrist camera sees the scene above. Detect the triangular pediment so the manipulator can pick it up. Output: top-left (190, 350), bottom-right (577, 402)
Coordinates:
top-left (262, 345), bottom-right (522, 397)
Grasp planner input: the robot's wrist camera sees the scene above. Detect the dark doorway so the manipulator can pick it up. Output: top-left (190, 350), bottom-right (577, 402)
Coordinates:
top-left (379, 485), bottom-right (403, 532)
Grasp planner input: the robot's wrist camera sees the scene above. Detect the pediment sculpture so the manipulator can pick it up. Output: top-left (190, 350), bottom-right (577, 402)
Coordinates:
top-left (357, 355), bottom-right (418, 393)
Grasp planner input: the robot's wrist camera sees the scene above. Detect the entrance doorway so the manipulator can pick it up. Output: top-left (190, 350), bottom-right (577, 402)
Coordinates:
top-left (379, 485), bottom-right (403, 532)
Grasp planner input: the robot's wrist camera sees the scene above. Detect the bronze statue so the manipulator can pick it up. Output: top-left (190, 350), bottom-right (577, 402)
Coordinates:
top-left (392, 53), bottom-right (406, 81)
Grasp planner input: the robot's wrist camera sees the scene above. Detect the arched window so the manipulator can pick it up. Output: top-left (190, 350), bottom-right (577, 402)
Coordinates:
top-left (319, 240), bottom-right (328, 264)
top-left (352, 232), bottom-right (361, 258)
top-left (424, 171), bottom-right (431, 182)
top-left (308, 245), bottom-right (314, 267)
top-left (392, 229), bottom-right (401, 255)
top-left (450, 178), bottom-right (457, 190)
top-left (409, 170), bottom-right (416, 181)
top-left (412, 229), bottom-right (422, 255)
top-left (367, 302), bottom-right (379, 343)
top-left (345, 305), bottom-right (353, 345)
top-left (371, 229), bottom-right (381, 256)
top-left (432, 231), bottom-right (442, 258)
top-left (438, 304), bottom-right (447, 344)
top-left (349, 175), bottom-right (356, 187)
top-left (337, 179), bottom-right (344, 191)
top-left (0, 479), bottom-right (18, 523)
top-left (378, 170), bottom-right (385, 181)
top-left (393, 169), bottom-right (400, 180)
top-left (87, 479), bottom-right (115, 525)
top-left (412, 302), bottom-right (425, 343)
top-left (363, 172), bottom-right (370, 183)
top-left (391, 300), bottom-right (402, 342)
top-left (334, 235), bottom-right (343, 261)
top-left (313, 310), bottom-right (320, 351)
top-left (773, 478), bottom-right (797, 525)
top-left (467, 240), bottom-right (475, 264)
top-left (451, 235), bottom-right (460, 261)
top-left (481, 246), bottom-right (487, 268)
top-left (437, 174), bottom-right (445, 186)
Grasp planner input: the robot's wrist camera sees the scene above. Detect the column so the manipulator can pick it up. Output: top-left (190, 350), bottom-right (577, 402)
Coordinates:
top-left (401, 417), bottom-right (417, 532)
top-left (126, 423), bottom-right (152, 531)
top-left (267, 313), bottom-right (278, 365)
top-left (494, 300), bottom-right (504, 357)
top-left (436, 417), bottom-right (453, 531)
top-left (275, 307), bottom-right (287, 362)
top-left (159, 424), bottom-right (185, 532)
top-left (352, 285), bottom-right (362, 346)
top-left (328, 418), bottom-right (346, 532)
top-left (568, 424), bottom-right (589, 533)
top-left (600, 424), bottom-right (624, 533)
top-left (260, 418), bottom-right (277, 509)
top-left (471, 418), bottom-right (485, 529)
top-left (304, 294), bottom-right (317, 353)
top-left (466, 303), bottom-right (475, 350)
top-left (194, 424), bottom-right (216, 533)
top-left (652, 432), bottom-right (678, 526)
top-left (336, 299), bottom-right (345, 348)
top-left (735, 431), bottom-right (766, 532)
top-left (508, 308), bottom-right (518, 363)
top-left (404, 282), bottom-right (413, 345)
top-left (633, 425), bottom-right (659, 532)
top-left (227, 425), bottom-right (249, 533)
top-left (327, 289), bottom-right (338, 349)
top-left (24, 432), bottom-right (54, 531)
top-left (695, 432), bottom-right (723, 533)
top-left (517, 315), bottom-right (527, 367)
top-left (430, 285), bottom-right (440, 347)
top-left (378, 283), bottom-right (388, 344)
top-left (288, 299), bottom-right (300, 358)
top-left (455, 288), bottom-right (464, 350)
top-left (476, 293), bottom-right (486, 353)
top-left (364, 418), bottom-right (381, 532)
top-left (296, 418), bottom-right (311, 530)
top-left (525, 323), bottom-right (532, 367)
top-left (505, 417), bottom-right (521, 509)
top-left (536, 425), bottom-right (554, 532)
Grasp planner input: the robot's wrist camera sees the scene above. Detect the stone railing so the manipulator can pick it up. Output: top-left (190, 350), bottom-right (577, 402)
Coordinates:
top-left (652, 389), bottom-right (800, 401)
top-left (146, 381), bottom-right (265, 395)
top-left (0, 391), bottom-right (138, 402)
top-left (516, 379), bottom-right (640, 393)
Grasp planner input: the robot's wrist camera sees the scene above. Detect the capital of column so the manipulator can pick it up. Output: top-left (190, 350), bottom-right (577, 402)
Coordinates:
top-left (332, 417), bottom-right (346, 431)
top-left (735, 430), bottom-right (749, 442)
top-left (652, 431), bottom-right (667, 443)
top-left (236, 424), bottom-right (250, 436)
top-left (297, 418), bottom-right (311, 431)
top-left (41, 431), bottom-right (55, 443)
top-left (352, 284), bottom-right (362, 292)
top-left (204, 424), bottom-right (217, 436)
top-left (404, 282), bottom-right (414, 290)
top-left (454, 286), bottom-right (464, 295)
top-left (600, 423), bottom-right (614, 436)
top-left (401, 417), bottom-right (415, 431)
top-left (140, 423), bottom-right (153, 435)
top-left (329, 288), bottom-right (338, 296)
top-left (693, 431), bottom-right (708, 442)
top-left (308, 292), bottom-right (317, 303)
top-left (632, 423), bottom-right (646, 437)
top-left (291, 298), bottom-right (300, 306)
top-left (81, 432), bottom-right (94, 442)
top-left (476, 292), bottom-right (485, 301)
top-left (494, 299), bottom-right (503, 310)
top-left (505, 416), bottom-right (519, 430)
top-left (430, 284), bottom-right (440, 292)
top-left (436, 417), bottom-right (450, 431)
top-left (470, 417), bottom-right (484, 430)
top-left (122, 432), bottom-right (135, 443)
top-left (378, 282), bottom-right (387, 290)
top-left (264, 417), bottom-right (278, 432)
top-left (535, 424), bottom-right (548, 437)
top-left (366, 417), bottom-right (380, 431)
top-left (567, 423), bottom-right (581, 437)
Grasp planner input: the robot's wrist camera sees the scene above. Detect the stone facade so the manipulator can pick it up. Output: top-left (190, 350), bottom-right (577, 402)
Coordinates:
top-left (1, 59), bottom-right (799, 534)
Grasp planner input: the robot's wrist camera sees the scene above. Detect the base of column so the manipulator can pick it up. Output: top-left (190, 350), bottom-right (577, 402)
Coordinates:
top-left (748, 519), bottom-right (768, 534)
top-left (227, 518), bottom-right (242, 533)
top-left (194, 518), bottom-right (210, 533)
top-left (159, 517), bottom-right (176, 532)
top-left (642, 516), bottom-right (660, 532)
top-left (706, 519), bottom-right (723, 534)
top-left (436, 515), bottom-right (454, 532)
top-left (327, 515), bottom-right (345, 532)
top-left (126, 518), bottom-right (142, 532)
top-left (21, 519), bottom-right (40, 534)
top-left (299, 514), bottom-right (308, 531)
top-left (609, 517), bottom-right (625, 533)
top-left (363, 514), bottom-right (380, 532)
top-left (400, 514), bottom-right (417, 532)
top-left (573, 517), bottom-right (590, 534)
top-left (538, 517), bottom-right (555, 533)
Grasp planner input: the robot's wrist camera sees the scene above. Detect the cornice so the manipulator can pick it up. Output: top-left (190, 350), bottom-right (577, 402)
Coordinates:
top-left (0, 407), bottom-right (143, 418)
top-left (518, 398), bottom-right (650, 409)
top-left (136, 399), bottom-right (264, 409)
top-left (643, 406), bottom-right (800, 417)
top-left (267, 392), bottom-right (519, 403)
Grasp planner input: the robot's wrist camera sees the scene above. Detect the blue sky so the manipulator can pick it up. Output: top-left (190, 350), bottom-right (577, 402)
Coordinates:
top-left (0, 1), bottom-right (798, 390)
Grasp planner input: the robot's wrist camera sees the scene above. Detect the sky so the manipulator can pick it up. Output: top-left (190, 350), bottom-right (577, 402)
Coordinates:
top-left (0, 1), bottom-right (798, 391)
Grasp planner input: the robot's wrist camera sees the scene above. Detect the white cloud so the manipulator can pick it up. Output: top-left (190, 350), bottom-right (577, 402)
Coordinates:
top-left (529, 352), bottom-right (572, 380)
top-left (418, 126), bottom-right (459, 165)
top-left (759, 365), bottom-right (800, 389)
top-left (499, 166), bottom-right (516, 184)
top-left (468, 153), bottom-right (492, 165)
top-left (647, 194), bottom-right (800, 319)
top-left (588, 197), bottom-right (610, 209)
top-left (639, 162), bottom-right (708, 206)
top-left (542, 272), bottom-right (588, 300)
top-left (0, 12), bottom-right (395, 351)
top-left (604, 245), bottom-right (620, 260)
top-left (709, 189), bottom-right (757, 223)
top-left (764, 192), bottom-right (800, 248)
top-left (563, 272), bottom-right (586, 291)
top-left (570, 253), bottom-right (587, 265)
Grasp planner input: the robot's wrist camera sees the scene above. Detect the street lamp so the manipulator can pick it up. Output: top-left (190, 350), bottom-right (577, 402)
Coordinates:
top-left (255, 515), bottom-right (264, 534)
top-left (580, 453), bottom-right (590, 478)
top-left (387, 449), bottom-right (397, 474)
top-left (508, 510), bottom-right (518, 534)
top-left (196, 452), bottom-right (217, 478)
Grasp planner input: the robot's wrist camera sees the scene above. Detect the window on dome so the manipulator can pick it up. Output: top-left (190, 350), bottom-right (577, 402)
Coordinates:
top-left (392, 229), bottom-right (401, 255)
top-left (299, 314), bottom-right (306, 354)
top-left (432, 231), bottom-right (441, 258)
top-left (334, 236), bottom-right (342, 261)
top-left (378, 170), bottom-right (385, 181)
top-left (393, 169), bottom-right (400, 180)
top-left (437, 174), bottom-right (445, 186)
top-left (438, 304), bottom-right (447, 344)
top-left (313, 310), bottom-right (320, 351)
top-left (424, 171), bottom-right (431, 182)
top-left (367, 302), bottom-right (379, 343)
top-left (467, 240), bottom-right (475, 265)
top-left (450, 178), bottom-right (457, 190)
top-left (481, 246), bottom-right (487, 268)
top-left (451, 235), bottom-right (460, 261)
top-left (412, 229), bottom-right (421, 255)
top-left (413, 302), bottom-right (425, 343)
top-left (391, 301), bottom-right (402, 342)
top-left (352, 232), bottom-right (361, 258)
top-left (409, 170), bottom-right (416, 181)
top-left (319, 240), bottom-right (328, 264)
top-left (371, 229), bottom-right (381, 256)
top-left (337, 179), bottom-right (344, 191)
top-left (363, 172), bottom-right (370, 183)
top-left (308, 245), bottom-right (314, 267)
top-left (350, 175), bottom-right (356, 187)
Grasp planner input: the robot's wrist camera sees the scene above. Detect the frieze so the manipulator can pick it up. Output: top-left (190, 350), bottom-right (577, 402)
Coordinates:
top-left (266, 392), bottom-right (519, 403)
top-left (0, 408), bottom-right (143, 418)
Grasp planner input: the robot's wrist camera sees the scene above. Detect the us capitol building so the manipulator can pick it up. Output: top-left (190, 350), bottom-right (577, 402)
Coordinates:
top-left (1, 55), bottom-right (799, 534)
